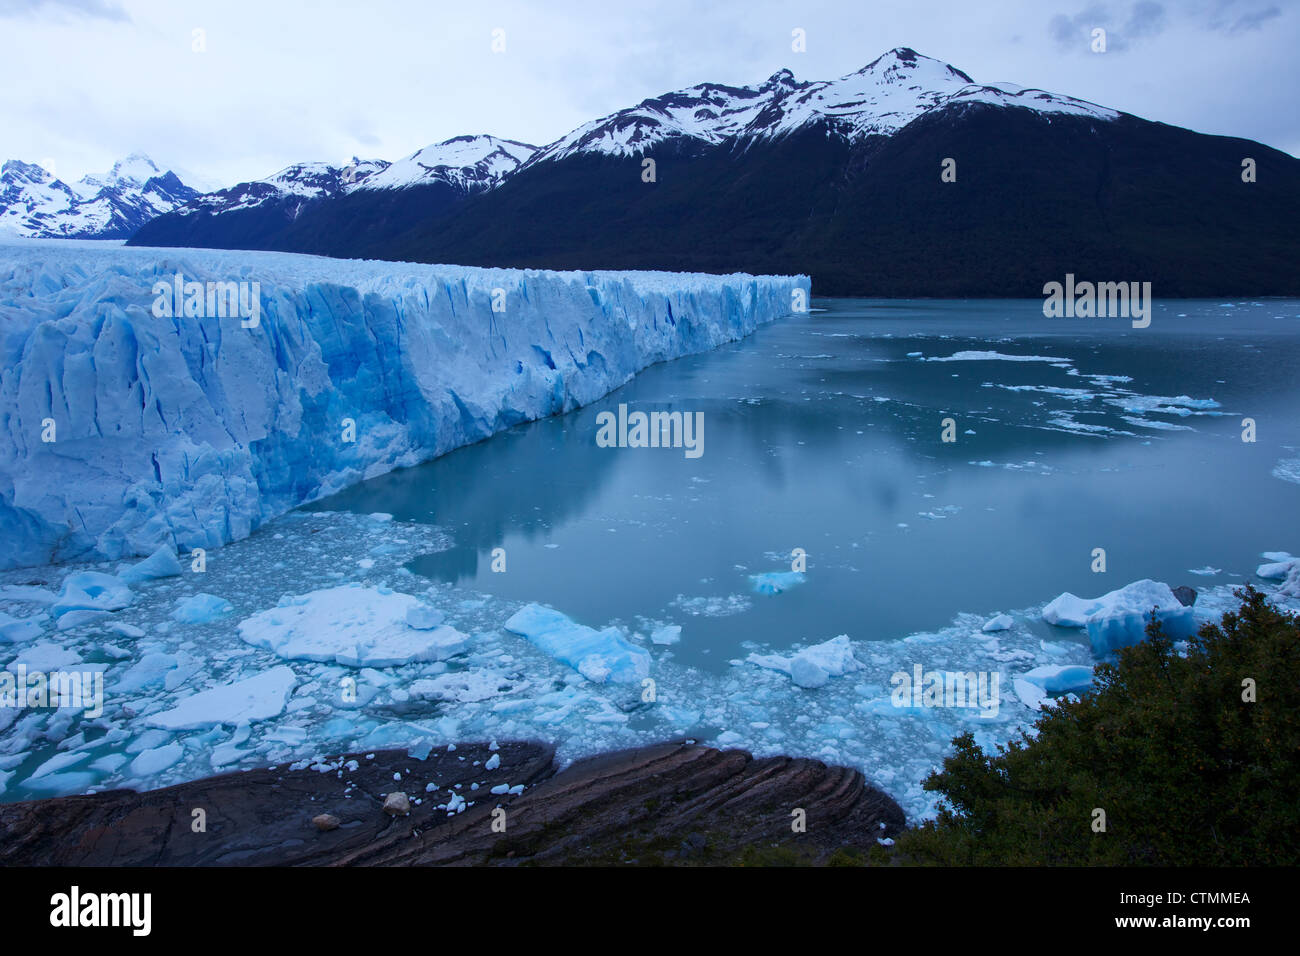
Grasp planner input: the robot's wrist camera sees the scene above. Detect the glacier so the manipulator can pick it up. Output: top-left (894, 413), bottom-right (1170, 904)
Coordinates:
top-left (0, 239), bottom-right (807, 570)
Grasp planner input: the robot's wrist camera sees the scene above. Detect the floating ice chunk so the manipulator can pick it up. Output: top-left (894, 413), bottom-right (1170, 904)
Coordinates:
top-left (982, 613), bottom-right (1014, 632)
top-left (409, 671), bottom-right (508, 703)
top-left (1084, 580), bottom-right (1197, 656)
top-left (1187, 566), bottom-right (1221, 576)
top-left (1041, 592), bottom-right (1095, 628)
top-left (484, 753), bottom-right (501, 771)
top-left (146, 665), bottom-right (298, 730)
top-left (115, 652), bottom-right (182, 693)
top-left (6, 641), bottom-right (82, 673)
top-left (504, 604), bottom-right (651, 684)
top-left (650, 624), bottom-right (682, 646)
top-left (1013, 664), bottom-right (1095, 709)
top-left (88, 753), bottom-right (128, 774)
top-left (105, 622), bottom-right (146, 639)
top-left (749, 571), bottom-right (806, 595)
top-left (120, 545), bottom-right (183, 584)
top-left (1257, 558), bottom-right (1300, 599)
top-left (0, 585), bottom-right (57, 605)
top-left (0, 611), bottom-right (43, 643)
top-left (238, 585), bottom-right (470, 667)
top-left (27, 750), bottom-right (91, 780)
top-left (924, 351), bottom-right (1072, 365)
top-left (1046, 581), bottom-right (1196, 653)
top-left (56, 609), bottom-right (110, 630)
top-left (748, 634), bottom-right (863, 688)
top-left (129, 742), bottom-right (185, 776)
top-left (1256, 558), bottom-right (1299, 580)
top-left (671, 593), bottom-right (751, 617)
top-left (51, 572), bottom-right (133, 619)
top-left (21, 771), bottom-right (98, 793)
top-left (172, 593), bottom-right (235, 624)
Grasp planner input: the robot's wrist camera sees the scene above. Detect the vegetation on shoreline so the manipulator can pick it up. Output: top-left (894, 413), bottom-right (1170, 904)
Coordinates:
top-left (891, 587), bottom-right (1300, 866)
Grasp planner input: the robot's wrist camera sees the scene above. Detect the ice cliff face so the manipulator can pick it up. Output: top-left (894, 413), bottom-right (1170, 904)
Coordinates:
top-left (0, 240), bottom-right (807, 569)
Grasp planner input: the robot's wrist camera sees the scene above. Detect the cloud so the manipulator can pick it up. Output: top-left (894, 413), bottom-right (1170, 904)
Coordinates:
top-left (1049, 4), bottom-right (1117, 50)
top-left (1216, 2), bottom-right (1283, 33)
top-left (0, 0), bottom-right (129, 22)
top-left (1124, 1), bottom-right (1167, 39)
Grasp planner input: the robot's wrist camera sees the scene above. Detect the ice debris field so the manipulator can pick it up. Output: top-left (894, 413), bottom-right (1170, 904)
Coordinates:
top-left (2, 505), bottom-right (1297, 820)
top-left (0, 239), bottom-right (808, 570)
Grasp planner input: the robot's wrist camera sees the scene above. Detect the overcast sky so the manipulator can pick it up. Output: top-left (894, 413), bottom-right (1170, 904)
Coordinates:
top-left (2, 0), bottom-right (1296, 188)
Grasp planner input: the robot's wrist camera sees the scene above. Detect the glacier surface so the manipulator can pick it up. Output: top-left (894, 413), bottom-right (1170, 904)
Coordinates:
top-left (0, 240), bottom-right (806, 570)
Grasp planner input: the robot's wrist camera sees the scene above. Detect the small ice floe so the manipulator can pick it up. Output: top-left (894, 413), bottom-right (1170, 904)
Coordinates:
top-left (0, 611), bottom-right (43, 643)
top-left (119, 545), bottom-right (183, 584)
top-left (650, 624), bottom-right (682, 646)
top-left (748, 635), bottom-right (863, 689)
top-left (238, 584), bottom-right (469, 666)
top-left (52, 572), bottom-right (133, 620)
top-left (981, 613), bottom-right (1014, 633)
top-left (146, 666), bottom-right (298, 730)
top-left (172, 593), bottom-right (234, 624)
top-left (1013, 664), bottom-right (1095, 710)
top-left (504, 604), bottom-right (650, 684)
top-left (1257, 554), bottom-right (1300, 599)
top-left (748, 571), bottom-right (805, 595)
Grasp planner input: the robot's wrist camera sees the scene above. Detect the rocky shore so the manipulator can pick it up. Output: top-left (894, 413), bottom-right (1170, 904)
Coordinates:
top-left (0, 741), bottom-right (906, 866)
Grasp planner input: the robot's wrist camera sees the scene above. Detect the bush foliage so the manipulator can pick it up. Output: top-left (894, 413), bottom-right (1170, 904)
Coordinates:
top-left (897, 587), bottom-right (1300, 865)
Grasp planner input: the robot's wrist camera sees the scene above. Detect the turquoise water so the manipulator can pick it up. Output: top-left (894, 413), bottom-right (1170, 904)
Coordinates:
top-left (310, 297), bottom-right (1300, 670)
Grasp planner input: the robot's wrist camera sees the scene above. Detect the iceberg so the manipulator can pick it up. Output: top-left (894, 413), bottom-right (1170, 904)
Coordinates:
top-left (1257, 555), bottom-right (1300, 598)
top-left (172, 592), bottom-right (234, 624)
top-left (51, 571), bottom-right (133, 619)
top-left (120, 545), bottom-right (183, 584)
top-left (0, 240), bottom-right (806, 569)
top-left (504, 604), bottom-right (651, 684)
top-left (748, 634), bottom-right (864, 688)
top-left (1042, 579), bottom-right (1196, 656)
top-left (237, 584), bottom-right (470, 667)
top-left (146, 665), bottom-right (298, 730)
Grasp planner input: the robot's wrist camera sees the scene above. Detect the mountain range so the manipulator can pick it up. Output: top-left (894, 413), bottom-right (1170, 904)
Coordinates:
top-left (0, 153), bottom-right (201, 239)
top-left (48, 48), bottom-right (1300, 294)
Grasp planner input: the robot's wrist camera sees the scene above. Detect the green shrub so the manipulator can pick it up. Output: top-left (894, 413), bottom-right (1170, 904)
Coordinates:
top-left (897, 586), bottom-right (1300, 865)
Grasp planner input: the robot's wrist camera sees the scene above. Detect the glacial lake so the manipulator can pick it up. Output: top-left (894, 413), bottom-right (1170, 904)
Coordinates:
top-left (312, 296), bottom-right (1300, 671)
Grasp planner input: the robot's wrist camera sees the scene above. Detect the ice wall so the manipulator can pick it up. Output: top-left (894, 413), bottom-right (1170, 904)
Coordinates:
top-left (0, 240), bottom-right (807, 569)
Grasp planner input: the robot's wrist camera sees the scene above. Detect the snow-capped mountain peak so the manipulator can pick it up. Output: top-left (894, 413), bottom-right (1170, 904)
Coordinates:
top-left (73, 152), bottom-right (167, 199)
top-left (528, 46), bottom-right (1120, 164)
top-left (0, 153), bottom-right (201, 239)
top-left (2, 159), bottom-right (58, 186)
top-left (354, 134), bottom-right (537, 192)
